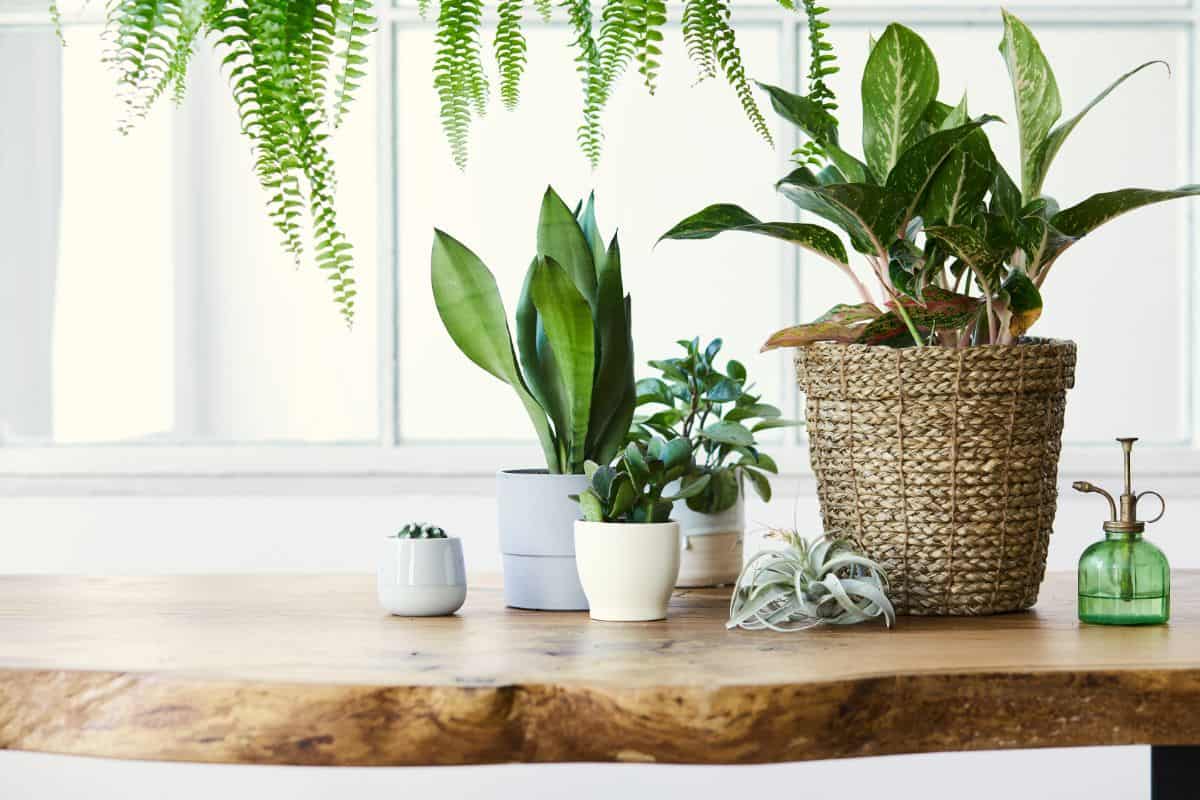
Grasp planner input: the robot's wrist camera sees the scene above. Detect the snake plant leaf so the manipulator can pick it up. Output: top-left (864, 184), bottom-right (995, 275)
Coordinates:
top-left (742, 466), bottom-right (772, 503)
top-left (1027, 60), bottom-right (1167, 201)
top-left (587, 236), bottom-right (634, 465)
top-left (776, 172), bottom-right (909, 256)
top-left (537, 187), bottom-right (598, 310)
top-left (886, 115), bottom-right (1002, 228)
top-left (1001, 269), bottom-right (1043, 336)
top-left (998, 10), bottom-right (1062, 201)
top-left (530, 256), bottom-right (595, 471)
top-left (861, 23), bottom-right (940, 182)
top-left (761, 302), bottom-right (884, 351)
top-left (576, 191), bottom-right (608, 275)
top-left (755, 81), bottom-right (871, 183)
top-left (1050, 186), bottom-right (1200, 238)
top-left (700, 421), bottom-right (755, 447)
top-left (667, 472), bottom-right (712, 502)
top-left (659, 204), bottom-right (850, 268)
top-left (431, 230), bottom-right (559, 470)
top-left (515, 263), bottom-right (570, 453)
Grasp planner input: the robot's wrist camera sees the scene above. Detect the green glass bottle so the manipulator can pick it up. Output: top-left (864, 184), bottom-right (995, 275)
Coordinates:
top-left (1073, 438), bottom-right (1169, 626)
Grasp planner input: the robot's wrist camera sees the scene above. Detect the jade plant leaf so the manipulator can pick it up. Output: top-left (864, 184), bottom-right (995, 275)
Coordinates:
top-left (861, 23), bottom-right (940, 182)
top-left (1026, 60), bottom-right (1167, 201)
top-left (530, 256), bottom-right (596, 471)
top-left (999, 10), bottom-right (1062, 200)
top-left (431, 230), bottom-right (559, 470)
top-left (659, 204), bottom-right (850, 268)
top-left (761, 302), bottom-right (883, 351)
top-left (776, 173), bottom-right (909, 256)
top-left (1050, 186), bottom-right (1200, 239)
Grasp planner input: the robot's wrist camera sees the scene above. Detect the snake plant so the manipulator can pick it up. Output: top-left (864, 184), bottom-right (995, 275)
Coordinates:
top-left (572, 439), bottom-right (710, 523)
top-left (51, 0), bottom-right (375, 325)
top-left (662, 10), bottom-right (1200, 349)
top-left (394, 522), bottom-right (448, 539)
top-left (630, 337), bottom-right (797, 514)
top-left (431, 188), bottom-right (635, 474)
top-left (728, 530), bottom-right (895, 630)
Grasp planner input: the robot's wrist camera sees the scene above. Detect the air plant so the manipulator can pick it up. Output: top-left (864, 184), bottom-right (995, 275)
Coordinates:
top-left (394, 523), bottom-right (448, 539)
top-left (728, 530), bottom-right (895, 630)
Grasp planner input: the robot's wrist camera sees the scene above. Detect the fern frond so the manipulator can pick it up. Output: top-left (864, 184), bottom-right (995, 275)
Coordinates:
top-left (562, 0), bottom-right (603, 167)
top-left (417, 0), bottom-right (435, 19)
top-left (802, 0), bottom-right (837, 113)
top-left (681, 0), bottom-right (717, 83)
top-left (494, 0), bottom-right (527, 110)
top-left (49, 1), bottom-right (66, 43)
top-left (598, 0), bottom-right (637, 96)
top-left (332, 0), bottom-right (375, 127)
top-left (532, 0), bottom-right (552, 22)
top-left (433, 0), bottom-right (488, 168)
top-left (694, 0), bottom-right (772, 147)
top-left (632, 0), bottom-right (666, 93)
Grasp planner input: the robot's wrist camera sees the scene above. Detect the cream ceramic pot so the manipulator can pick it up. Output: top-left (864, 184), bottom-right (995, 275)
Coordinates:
top-left (573, 521), bottom-right (680, 622)
top-left (377, 536), bottom-right (467, 617)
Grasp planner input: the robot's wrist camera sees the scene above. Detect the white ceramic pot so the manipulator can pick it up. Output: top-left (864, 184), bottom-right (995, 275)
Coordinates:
top-left (573, 521), bottom-right (681, 622)
top-left (497, 469), bottom-right (591, 611)
top-left (674, 493), bottom-right (745, 588)
top-left (377, 536), bottom-right (467, 616)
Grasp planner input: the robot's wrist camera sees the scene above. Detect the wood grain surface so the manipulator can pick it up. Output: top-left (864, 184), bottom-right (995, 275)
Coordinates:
top-left (1, 572), bottom-right (1199, 766)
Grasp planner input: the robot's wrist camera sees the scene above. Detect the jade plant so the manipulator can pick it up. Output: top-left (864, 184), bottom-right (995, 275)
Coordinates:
top-left (661, 10), bottom-right (1200, 349)
top-left (393, 523), bottom-right (448, 539)
top-left (630, 337), bottom-right (797, 513)
top-left (432, 188), bottom-right (635, 474)
top-left (51, 0), bottom-right (376, 325)
top-left (728, 530), bottom-right (895, 631)
top-left (573, 439), bottom-right (710, 523)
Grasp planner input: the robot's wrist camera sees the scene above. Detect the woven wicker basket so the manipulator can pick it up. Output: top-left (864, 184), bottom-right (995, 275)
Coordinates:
top-left (795, 338), bottom-right (1077, 616)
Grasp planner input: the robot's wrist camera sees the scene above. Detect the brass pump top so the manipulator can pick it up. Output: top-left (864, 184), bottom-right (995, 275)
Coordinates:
top-left (1072, 437), bottom-right (1166, 534)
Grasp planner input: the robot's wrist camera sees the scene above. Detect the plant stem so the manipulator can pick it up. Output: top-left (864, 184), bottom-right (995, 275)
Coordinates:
top-left (893, 300), bottom-right (925, 348)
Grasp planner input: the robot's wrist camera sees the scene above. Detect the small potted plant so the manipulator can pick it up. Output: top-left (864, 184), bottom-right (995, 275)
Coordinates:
top-left (660, 11), bottom-right (1200, 615)
top-left (377, 523), bottom-right (468, 617)
top-left (432, 188), bottom-right (635, 611)
top-left (571, 439), bottom-right (710, 622)
top-left (631, 337), bottom-right (798, 587)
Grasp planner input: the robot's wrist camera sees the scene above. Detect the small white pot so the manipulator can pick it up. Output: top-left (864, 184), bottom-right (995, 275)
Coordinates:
top-left (377, 537), bottom-right (467, 617)
top-left (574, 521), bottom-right (681, 622)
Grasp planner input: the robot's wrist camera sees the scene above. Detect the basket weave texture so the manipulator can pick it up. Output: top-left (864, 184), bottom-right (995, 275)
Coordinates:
top-left (796, 339), bottom-right (1077, 616)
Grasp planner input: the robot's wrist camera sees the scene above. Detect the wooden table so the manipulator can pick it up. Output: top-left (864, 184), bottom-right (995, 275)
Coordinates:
top-left (1, 572), bottom-right (1198, 796)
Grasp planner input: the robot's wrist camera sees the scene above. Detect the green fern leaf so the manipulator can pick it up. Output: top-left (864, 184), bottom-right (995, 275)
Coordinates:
top-left (802, 0), bottom-right (838, 113)
top-left (562, 0), bottom-right (604, 167)
top-left (494, 0), bottom-right (527, 110)
top-left (532, 0), bottom-right (553, 22)
top-left (682, 0), bottom-right (718, 82)
top-left (434, 0), bottom-right (488, 167)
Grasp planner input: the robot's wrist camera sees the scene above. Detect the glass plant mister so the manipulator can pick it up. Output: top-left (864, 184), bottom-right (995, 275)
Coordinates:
top-left (1072, 438), bottom-right (1169, 625)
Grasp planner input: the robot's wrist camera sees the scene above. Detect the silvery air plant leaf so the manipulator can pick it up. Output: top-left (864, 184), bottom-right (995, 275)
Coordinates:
top-left (727, 530), bottom-right (895, 631)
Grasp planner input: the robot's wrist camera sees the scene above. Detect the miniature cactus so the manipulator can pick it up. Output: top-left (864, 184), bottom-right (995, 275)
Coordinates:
top-left (395, 522), bottom-right (448, 539)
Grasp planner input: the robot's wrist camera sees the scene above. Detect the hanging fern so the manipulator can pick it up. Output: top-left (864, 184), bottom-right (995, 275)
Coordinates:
top-left (707, 0), bottom-right (773, 147)
top-left (433, 0), bottom-right (487, 168)
top-left (54, 0), bottom-right (375, 325)
top-left (562, 0), bottom-right (604, 166)
top-left (494, 0), bottom-right (527, 110)
top-left (681, 0), bottom-right (718, 83)
top-left (633, 0), bottom-right (667, 93)
top-left (802, 0), bottom-right (837, 113)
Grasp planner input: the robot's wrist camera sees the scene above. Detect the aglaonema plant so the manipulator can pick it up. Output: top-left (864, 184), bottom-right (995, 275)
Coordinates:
top-left (432, 187), bottom-right (635, 474)
top-left (660, 11), bottom-right (1200, 349)
top-left (630, 337), bottom-right (797, 514)
top-left (572, 439), bottom-right (711, 523)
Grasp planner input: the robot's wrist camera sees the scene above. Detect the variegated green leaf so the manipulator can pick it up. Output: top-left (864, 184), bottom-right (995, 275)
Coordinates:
top-left (1050, 185), bottom-right (1200, 238)
top-left (886, 286), bottom-right (983, 331)
top-left (885, 115), bottom-right (1002, 227)
top-left (998, 9), bottom-right (1061, 201)
top-left (861, 23), bottom-right (939, 182)
top-left (1026, 60), bottom-right (1167, 200)
top-left (776, 171), bottom-right (909, 256)
top-left (756, 81), bottom-right (871, 183)
top-left (761, 302), bottom-right (883, 351)
top-left (1001, 269), bottom-right (1043, 337)
top-left (659, 203), bottom-right (849, 267)
top-left (923, 223), bottom-right (1006, 275)
top-left (921, 125), bottom-right (995, 227)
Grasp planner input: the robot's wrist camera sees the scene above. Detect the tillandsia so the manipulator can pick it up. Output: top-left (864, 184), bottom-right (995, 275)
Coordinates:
top-left (728, 530), bottom-right (895, 631)
top-left (424, 0), bottom-right (789, 169)
top-left (394, 522), bottom-right (448, 539)
top-left (50, 0), bottom-right (376, 325)
top-left (431, 188), bottom-right (636, 474)
top-left (629, 337), bottom-right (798, 514)
top-left (661, 10), bottom-right (1200, 350)
top-left (572, 439), bottom-right (711, 523)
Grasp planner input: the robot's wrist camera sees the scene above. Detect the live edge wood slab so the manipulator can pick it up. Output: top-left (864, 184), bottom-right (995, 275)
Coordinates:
top-left (1, 573), bottom-right (1199, 767)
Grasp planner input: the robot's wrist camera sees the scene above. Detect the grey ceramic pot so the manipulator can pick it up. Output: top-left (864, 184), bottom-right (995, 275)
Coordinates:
top-left (497, 469), bottom-right (590, 610)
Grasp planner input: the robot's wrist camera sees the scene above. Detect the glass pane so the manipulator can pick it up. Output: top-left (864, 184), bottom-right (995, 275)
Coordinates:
top-left (397, 22), bottom-right (790, 443)
top-left (0, 27), bottom-right (379, 444)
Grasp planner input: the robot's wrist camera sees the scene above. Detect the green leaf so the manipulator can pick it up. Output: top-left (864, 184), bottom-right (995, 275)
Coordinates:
top-left (431, 230), bottom-right (559, 470)
top-left (887, 116), bottom-right (1002, 227)
top-left (922, 224), bottom-right (1006, 276)
top-left (922, 127), bottom-right (995, 227)
top-left (756, 80), bottom-right (870, 182)
top-left (1015, 200), bottom-right (1075, 273)
top-left (659, 204), bottom-right (849, 268)
top-left (990, 161), bottom-right (1023, 221)
top-left (751, 418), bottom-right (801, 433)
top-left (1001, 269), bottom-right (1043, 337)
top-left (761, 302), bottom-right (883, 351)
top-left (700, 421), bottom-right (755, 447)
top-left (587, 236), bottom-right (635, 465)
top-left (577, 488), bottom-right (605, 522)
top-left (635, 377), bottom-right (674, 406)
top-left (537, 187), bottom-right (598, 309)
top-left (776, 172), bottom-right (909, 256)
top-left (530, 256), bottom-right (596, 471)
top-left (725, 403), bottom-right (782, 422)
top-left (726, 359), bottom-right (746, 382)
top-left (887, 286), bottom-right (983, 331)
top-left (576, 192), bottom-right (608, 274)
top-left (705, 378), bottom-right (742, 403)
top-left (624, 441), bottom-right (649, 486)
top-left (740, 451), bottom-right (778, 474)
top-left (661, 437), bottom-right (693, 470)
top-left (1050, 186), bottom-right (1200, 238)
top-left (742, 466), bottom-right (772, 503)
top-left (1027, 61), bottom-right (1167, 201)
top-left (515, 262), bottom-right (569, 454)
top-left (861, 23), bottom-right (939, 181)
top-left (667, 472), bottom-right (712, 501)
top-left (610, 475), bottom-right (636, 519)
top-left (998, 10), bottom-right (1062, 201)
